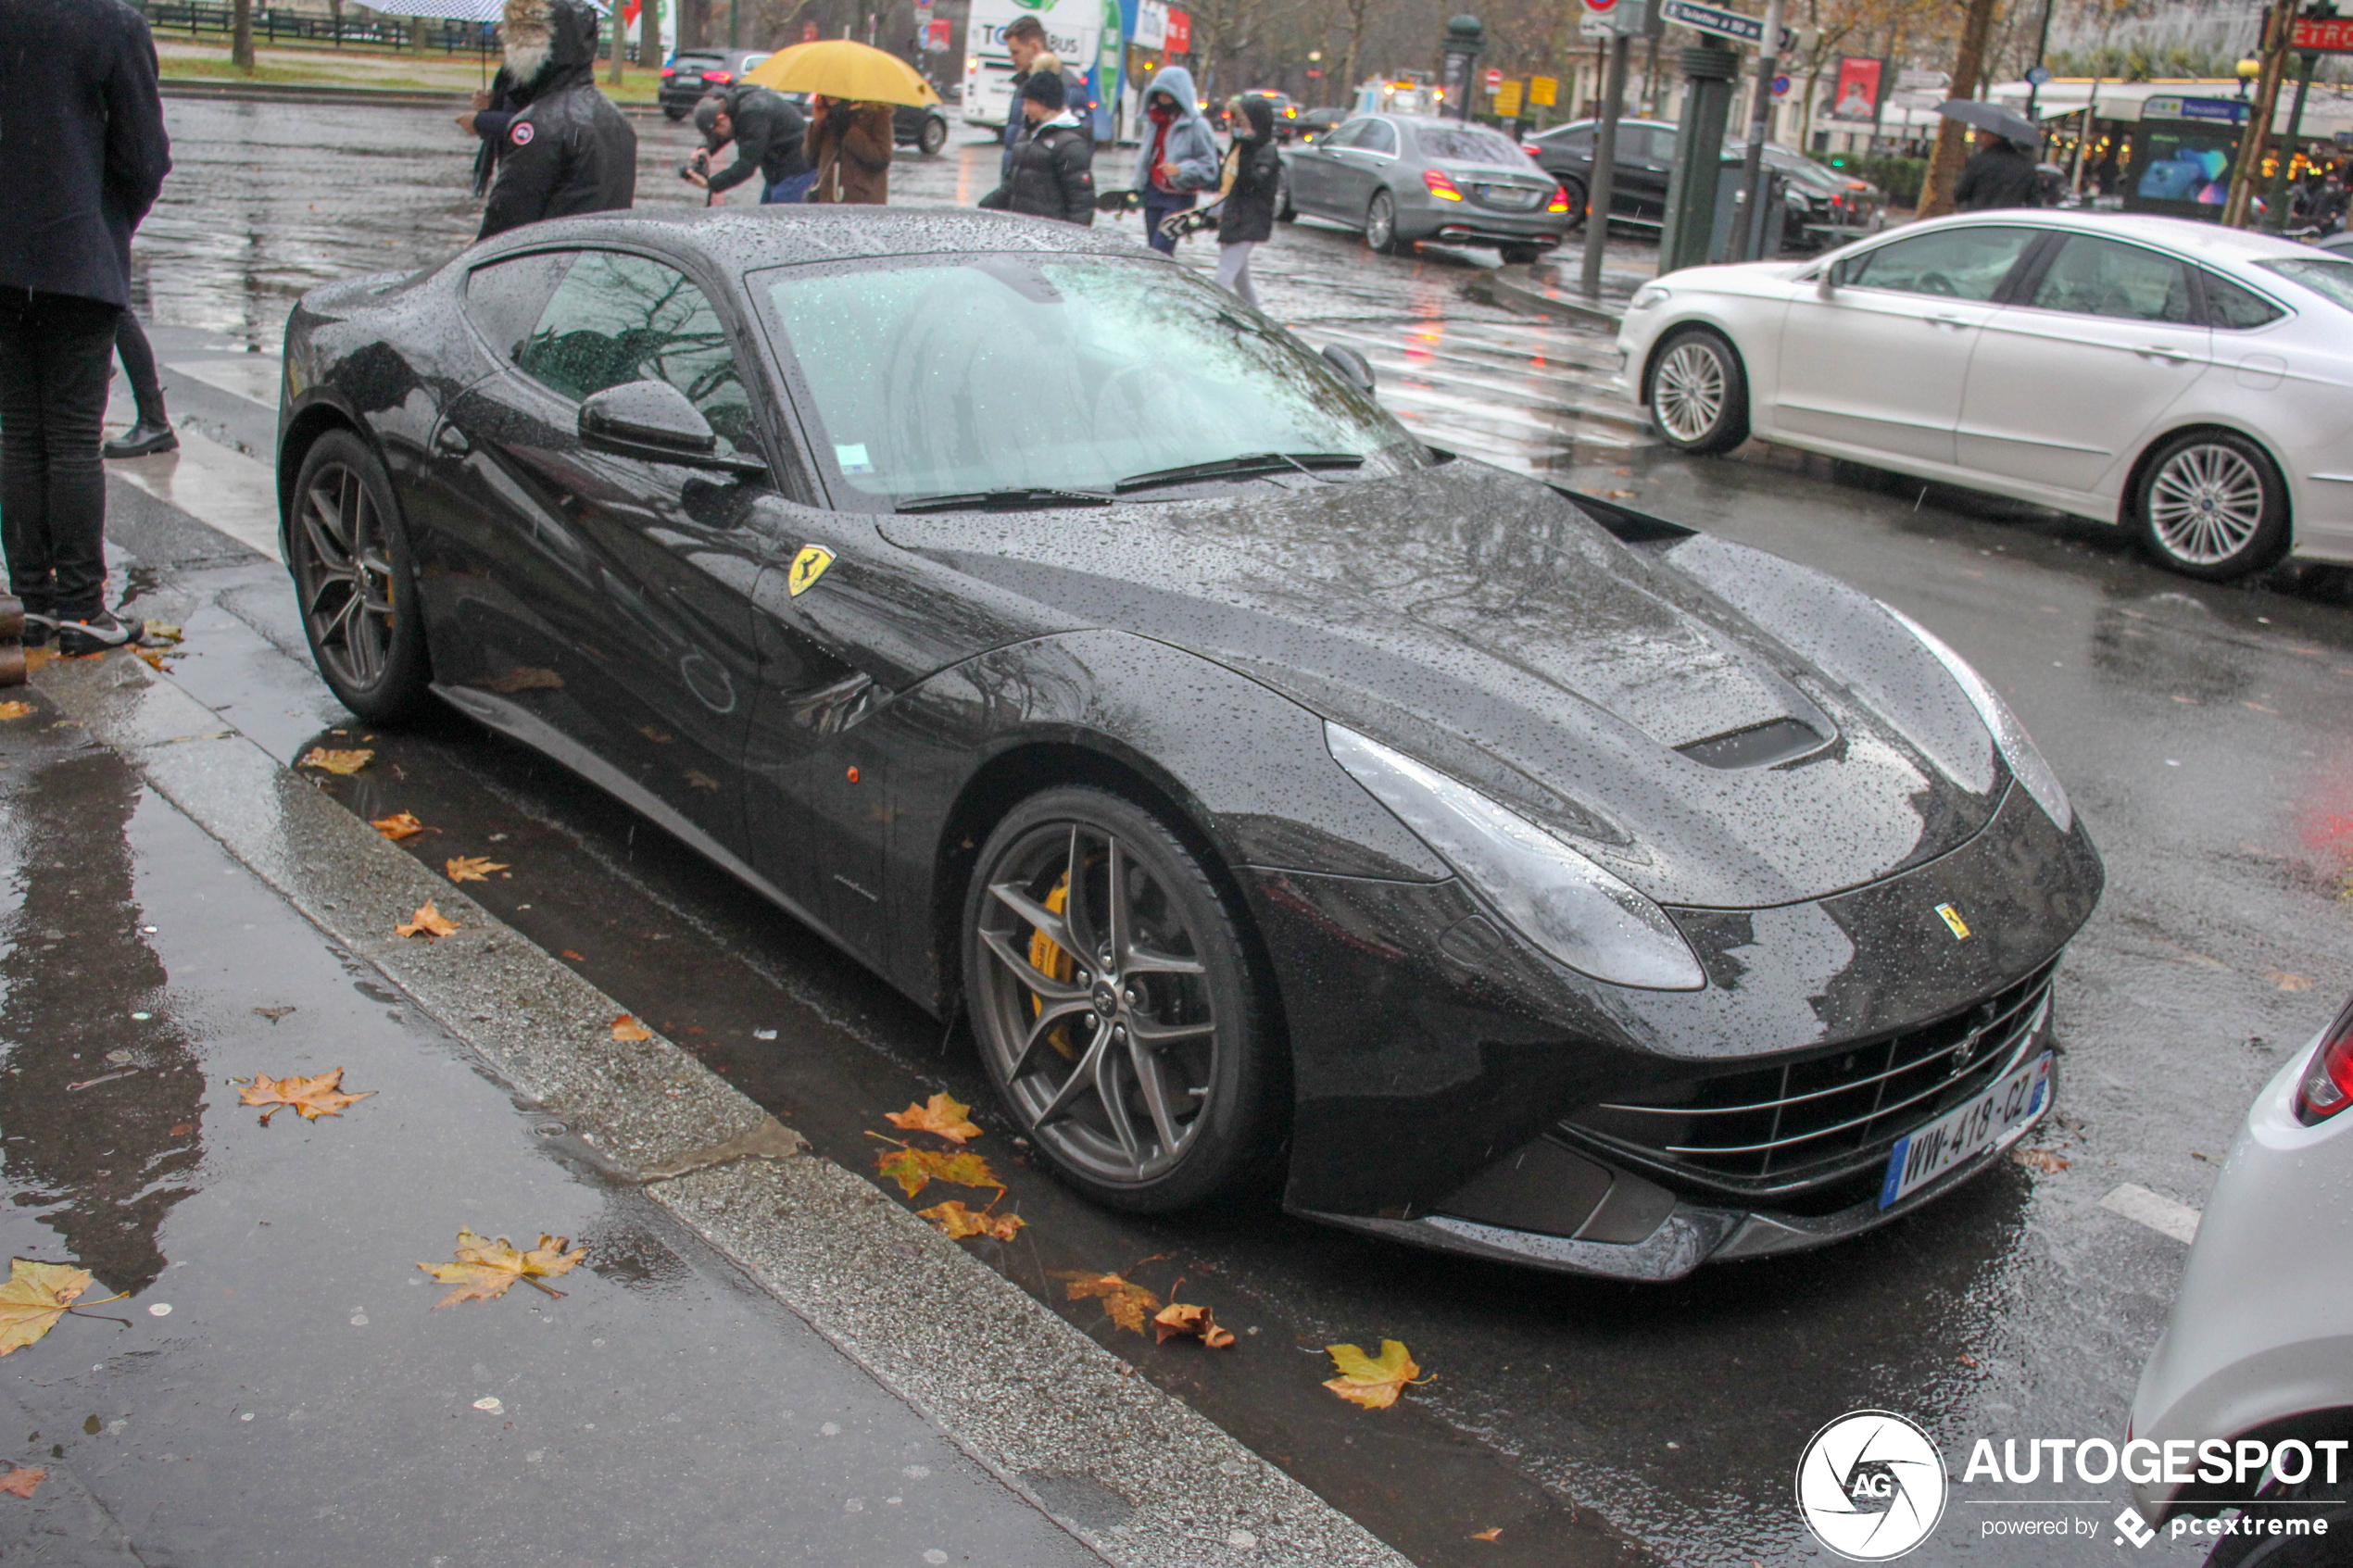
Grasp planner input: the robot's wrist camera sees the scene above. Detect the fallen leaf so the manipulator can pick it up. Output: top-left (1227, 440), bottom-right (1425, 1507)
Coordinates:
top-left (918, 1199), bottom-right (1026, 1242)
top-left (486, 666), bottom-right (562, 694)
top-left (235, 1068), bottom-right (374, 1125)
top-left (2012, 1147), bottom-right (2070, 1173)
top-left (371, 812), bottom-right (425, 841)
top-left (134, 647), bottom-right (168, 671)
top-left (1957, 1352), bottom-right (1980, 1368)
top-left (444, 855), bottom-right (510, 884)
top-left (610, 1015), bottom-right (653, 1042)
top-left (169, 1123), bottom-right (194, 1136)
top-left (417, 1230), bottom-right (585, 1308)
top-left (637, 725), bottom-right (673, 744)
top-left (1067, 1273), bottom-right (1160, 1335)
top-left (561, 948), bottom-right (585, 962)
top-left (886, 1092), bottom-right (982, 1145)
top-left (684, 770), bottom-right (721, 791)
top-left (1323, 1339), bottom-right (1429, 1409)
top-left (0, 1261), bottom-right (94, 1357)
top-left (1605, 488), bottom-right (1638, 499)
top-left (1152, 1300), bottom-right (1237, 1348)
top-left (1470, 1527), bottom-right (1502, 1542)
top-left (141, 621), bottom-right (183, 644)
top-left (252, 1006), bottom-right (296, 1023)
top-left (396, 902), bottom-right (458, 939)
top-left (0, 1464), bottom-right (45, 1498)
top-left (296, 746), bottom-right (373, 775)
top-left (874, 1145), bottom-right (1001, 1200)
top-left (2265, 969), bottom-right (2314, 992)
top-left (0, 703), bottom-right (34, 721)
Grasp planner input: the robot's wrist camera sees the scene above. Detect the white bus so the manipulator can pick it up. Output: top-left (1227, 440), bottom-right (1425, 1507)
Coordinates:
top-left (963, 0), bottom-right (1100, 131)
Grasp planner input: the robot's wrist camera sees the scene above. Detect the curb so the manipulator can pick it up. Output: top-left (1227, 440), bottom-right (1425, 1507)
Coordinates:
top-left (31, 647), bottom-right (1412, 1568)
top-left (1462, 266), bottom-right (1626, 331)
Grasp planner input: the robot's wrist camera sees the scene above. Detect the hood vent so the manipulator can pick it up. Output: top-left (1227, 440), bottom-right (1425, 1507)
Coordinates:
top-left (1677, 717), bottom-right (1830, 771)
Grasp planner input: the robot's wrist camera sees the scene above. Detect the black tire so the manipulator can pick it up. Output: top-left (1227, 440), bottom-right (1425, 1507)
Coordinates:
top-left (662, 104), bottom-right (690, 121)
top-left (1643, 325), bottom-right (1751, 455)
top-left (2204, 1473), bottom-right (2352, 1568)
top-left (1366, 189), bottom-right (1406, 255)
top-left (2134, 428), bottom-right (2291, 581)
top-left (1498, 242), bottom-right (1550, 265)
top-left (962, 786), bottom-right (1280, 1213)
top-left (286, 429), bottom-right (434, 724)
top-left (918, 114), bottom-right (948, 157)
top-left (1559, 174), bottom-right (1588, 232)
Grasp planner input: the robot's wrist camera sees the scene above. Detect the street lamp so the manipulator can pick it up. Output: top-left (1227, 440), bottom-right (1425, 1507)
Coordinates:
top-left (1441, 14), bottom-right (1484, 122)
top-left (2236, 56), bottom-right (2263, 98)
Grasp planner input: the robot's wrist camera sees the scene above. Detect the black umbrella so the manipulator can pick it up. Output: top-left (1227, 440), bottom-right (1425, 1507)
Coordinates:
top-left (1937, 98), bottom-right (2043, 146)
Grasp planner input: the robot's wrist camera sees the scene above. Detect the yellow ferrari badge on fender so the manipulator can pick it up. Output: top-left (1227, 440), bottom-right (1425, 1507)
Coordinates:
top-left (787, 545), bottom-right (835, 597)
top-left (1935, 903), bottom-right (1970, 940)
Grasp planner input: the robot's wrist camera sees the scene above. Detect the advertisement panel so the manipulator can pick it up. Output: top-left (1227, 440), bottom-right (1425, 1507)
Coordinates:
top-left (1828, 56), bottom-right (1885, 121)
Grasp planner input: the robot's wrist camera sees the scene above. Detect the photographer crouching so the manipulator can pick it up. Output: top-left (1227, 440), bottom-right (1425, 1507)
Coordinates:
top-left (686, 84), bottom-right (812, 206)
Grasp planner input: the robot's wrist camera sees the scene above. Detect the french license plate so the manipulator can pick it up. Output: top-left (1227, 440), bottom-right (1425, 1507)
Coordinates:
top-left (1480, 185), bottom-right (1541, 208)
top-left (1879, 1053), bottom-right (2051, 1208)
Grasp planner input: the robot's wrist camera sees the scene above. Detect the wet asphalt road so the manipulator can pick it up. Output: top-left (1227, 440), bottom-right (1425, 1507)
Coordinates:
top-left (69, 95), bottom-right (2353, 1564)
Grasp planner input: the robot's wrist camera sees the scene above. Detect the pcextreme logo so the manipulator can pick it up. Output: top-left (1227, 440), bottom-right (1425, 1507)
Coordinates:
top-left (1797, 1411), bottom-right (1948, 1561)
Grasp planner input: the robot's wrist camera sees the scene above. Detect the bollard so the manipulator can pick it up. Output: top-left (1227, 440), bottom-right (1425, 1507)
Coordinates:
top-left (0, 595), bottom-right (24, 688)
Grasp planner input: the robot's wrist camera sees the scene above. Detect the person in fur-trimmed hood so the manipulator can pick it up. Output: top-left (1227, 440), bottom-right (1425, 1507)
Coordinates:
top-left (477, 0), bottom-right (635, 240)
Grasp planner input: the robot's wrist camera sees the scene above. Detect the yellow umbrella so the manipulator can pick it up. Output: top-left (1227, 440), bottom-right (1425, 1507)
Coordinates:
top-left (740, 40), bottom-right (940, 107)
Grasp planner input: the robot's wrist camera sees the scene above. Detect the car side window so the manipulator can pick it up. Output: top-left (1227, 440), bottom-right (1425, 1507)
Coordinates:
top-left (463, 250), bottom-right (576, 362)
top-left (2201, 269), bottom-right (2287, 329)
top-left (1360, 119), bottom-right (1399, 157)
top-left (1321, 119), bottom-right (1366, 149)
top-left (1553, 128), bottom-right (1594, 155)
top-left (2030, 235), bottom-right (2195, 323)
top-left (1844, 226), bottom-right (2037, 302)
top-left (514, 250), bottom-right (756, 453)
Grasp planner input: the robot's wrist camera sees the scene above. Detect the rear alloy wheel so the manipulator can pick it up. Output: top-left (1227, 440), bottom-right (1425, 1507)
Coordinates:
top-left (1366, 189), bottom-right (1404, 255)
top-left (918, 114), bottom-right (948, 156)
top-left (1559, 174), bottom-right (1588, 232)
top-left (964, 787), bottom-right (1277, 1212)
top-left (1645, 326), bottom-right (1751, 455)
top-left (288, 430), bottom-right (434, 723)
top-left (2136, 429), bottom-right (2289, 581)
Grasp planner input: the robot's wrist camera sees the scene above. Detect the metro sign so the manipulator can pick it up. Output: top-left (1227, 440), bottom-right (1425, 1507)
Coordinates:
top-left (2292, 15), bottom-right (2353, 51)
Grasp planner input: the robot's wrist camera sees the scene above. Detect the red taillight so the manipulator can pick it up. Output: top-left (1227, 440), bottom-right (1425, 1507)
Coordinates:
top-left (660, 66), bottom-right (675, 76)
top-left (1521, 141), bottom-right (1542, 156)
top-left (702, 69), bottom-right (731, 82)
top-left (1424, 169), bottom-right (1464, 201)
top-left (2296, 1004), bottom-right (2353, 1123)
top-left (1547, 182), bottom-right (1570, 213)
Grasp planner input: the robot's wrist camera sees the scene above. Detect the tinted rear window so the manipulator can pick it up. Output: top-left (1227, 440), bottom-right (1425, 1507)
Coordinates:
top-left (1417, 126), bottom-right (1525, 163)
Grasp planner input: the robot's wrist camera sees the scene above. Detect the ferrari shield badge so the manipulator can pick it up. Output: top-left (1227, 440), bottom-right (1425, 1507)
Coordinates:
top-left (787, 545), bottom-right (835, 597)
top-left (1935, 902), bottom-right (1970, 940)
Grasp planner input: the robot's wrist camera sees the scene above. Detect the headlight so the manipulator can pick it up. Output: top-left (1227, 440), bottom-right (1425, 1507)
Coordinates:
top-left (1881, 606), bottom-right (2072, 833)
top-left (1326, 724), bottom-right (1705, 991)
top-left (1628, 282), bottom-right (1671, 310)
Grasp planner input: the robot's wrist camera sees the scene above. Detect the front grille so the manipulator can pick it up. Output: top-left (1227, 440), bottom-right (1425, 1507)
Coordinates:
top-left (1563, 963), bottom-right (2056, 1196)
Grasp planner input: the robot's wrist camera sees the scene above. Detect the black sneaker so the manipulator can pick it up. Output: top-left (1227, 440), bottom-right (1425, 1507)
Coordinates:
top-left (19, 610), bottom-right (54, 649)
top-left (55, 609), bottom-right (132, 656)
top-left (104, 420), bottom-right (178, 459)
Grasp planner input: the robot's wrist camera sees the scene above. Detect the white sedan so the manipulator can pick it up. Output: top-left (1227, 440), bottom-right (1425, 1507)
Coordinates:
top-left (1614, 210), bottom-right (2353, 580)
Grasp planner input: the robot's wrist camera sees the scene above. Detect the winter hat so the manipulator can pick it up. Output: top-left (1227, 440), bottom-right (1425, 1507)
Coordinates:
top-left (501, 0), bottom-right (551, 84)
top-left (1020, 71), bottom-right (1066, 111)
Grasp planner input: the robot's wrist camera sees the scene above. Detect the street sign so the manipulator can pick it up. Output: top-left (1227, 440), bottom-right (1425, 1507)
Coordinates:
top-left (1659, 0), bottom-right (1791, 52)
top-left (2024, 64), bottom-right (2051, 85)
top-left (1896, 68), bottom-right (1947, 91)
top-left (2144, 94), bottom-right (2248, 123)
top-left (1580, 0), bottom-right (1617, 11)
top-left (1496, 79), bottom-right (1523, 115)
top-left (1484, 68), bottom-right (1503, 92)
top-left (1529, 73), bottom-right (1557, 107)
top-left (1770, 73), bottom-right (1789, 96)
top-left (1579, 13), bottom-right (1613, 37)
top-left (2293, 15), bottom-right (2353, 50)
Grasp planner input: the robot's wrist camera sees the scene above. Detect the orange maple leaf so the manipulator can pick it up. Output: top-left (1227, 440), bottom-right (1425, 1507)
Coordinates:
top-left (885, 1092), bottom-right (982, 1145)
top-left (1323, 1340), bottom-right (1430, 1410)
top-left (918, 1199), bottom-right (1026, 1242)
top-left (1152, 1300), bottom-right (1237, 1348)
top-left (417, 1230), bottom-right (585, 1308)
top-left (0, 702), bottom-right (34, 722)
top-left (236, 1068), bottom-right (374, 1125)
top-left (0, 1464), bottom-right (44, 1499)
top-left (610, 1015), bottom-right (653, 1042)
top-left (444, 855), bottom-right (509, 884)
top-left (2012, 1147), bottom-right (2070, 1173)
top-left (296, 746), bottom-right (373, 775)
top-left (1470, 1527), bottom-right (1502, 1542)
top-left (1066, 1273), bottom-right (1160, 1335)
top-left (371, 811), bottom-right (426, 841)
top-left (396, 902), bottom-right (458, 939)
top-left (874, 1145), bottom-right (1002, 1200)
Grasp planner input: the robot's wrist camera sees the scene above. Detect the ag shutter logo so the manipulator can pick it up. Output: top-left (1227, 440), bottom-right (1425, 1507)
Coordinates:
top-left (1797, 1411), bottom-right (1949, 1561)
top-left (510, 120), bottom-right (535, 146)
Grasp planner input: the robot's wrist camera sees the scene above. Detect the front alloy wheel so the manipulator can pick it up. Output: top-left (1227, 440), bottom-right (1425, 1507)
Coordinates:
top-left (1645, 327), bottom-right (1751, 455)
top-left (1366, 190), bottom-right (1403, 255)
top-left (964, 788), bottom-right (1276, 1211)
top-left (2137, 430), bottom-right (2289, 581)
top-left (289, 430), bottom-right (433, 722)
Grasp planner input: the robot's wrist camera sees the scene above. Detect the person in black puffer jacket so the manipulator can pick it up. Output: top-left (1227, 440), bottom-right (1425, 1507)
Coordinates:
top-left (690, 83), bottom-right (811, 204)
top-left (984, 73), bottom-right (1094, 225)
top-left (478, 0), bottom-right (636, 240)
top-left (1212, 95), bottom-right (1280, 307)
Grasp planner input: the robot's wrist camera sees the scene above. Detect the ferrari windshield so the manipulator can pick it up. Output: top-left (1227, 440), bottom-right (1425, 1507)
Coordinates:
top-left (752, 254), bottom-right (1417, 504)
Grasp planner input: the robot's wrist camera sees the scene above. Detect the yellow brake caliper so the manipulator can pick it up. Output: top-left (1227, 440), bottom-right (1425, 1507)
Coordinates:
top-left (1027, 877), bottom-right (1080, 1060)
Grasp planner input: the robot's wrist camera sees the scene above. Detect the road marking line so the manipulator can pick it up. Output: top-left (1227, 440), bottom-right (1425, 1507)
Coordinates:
top-left (2100, 1183), bottom-right (2201, 1245)
top-left (110, 423), bottom-right (283, 564)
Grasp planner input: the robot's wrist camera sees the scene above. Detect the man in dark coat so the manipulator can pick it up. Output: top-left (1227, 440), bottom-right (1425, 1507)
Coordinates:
top-left (1953, 130), bottom-right (2043, 213)
top-left (478, 0), bottom-right (637, 240)
top-left (986, 73), bottom-right (1095, 224)
top-left (0, 0), bottom-right (171, 654)
top-left (999, 15), bottom-right (1092, 180)
top-left (688, 83), bottom-right (811, 204)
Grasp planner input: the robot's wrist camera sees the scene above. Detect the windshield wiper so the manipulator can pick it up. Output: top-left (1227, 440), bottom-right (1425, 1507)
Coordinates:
top-left (1113, 451), bottom-right (1365, 494)
top-left (893, 486), bottom-right (1115, 514)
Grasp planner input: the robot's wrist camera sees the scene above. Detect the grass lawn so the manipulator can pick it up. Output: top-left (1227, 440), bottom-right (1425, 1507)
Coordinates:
top-left (156, 37), bottom-right (661, 99)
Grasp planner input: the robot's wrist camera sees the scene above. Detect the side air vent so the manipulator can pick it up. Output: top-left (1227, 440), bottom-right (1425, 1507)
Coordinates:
top-left (1676, 716), bottom-right (1830, 771)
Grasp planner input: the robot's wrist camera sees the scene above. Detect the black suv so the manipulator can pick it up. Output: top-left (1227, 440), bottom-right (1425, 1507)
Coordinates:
top-left (658, 48), bottom-right (773, 120)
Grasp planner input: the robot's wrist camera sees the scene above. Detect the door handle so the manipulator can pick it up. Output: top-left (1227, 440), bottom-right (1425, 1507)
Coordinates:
top-left (2135, 345), bottom-right (2190, 362)
top-left (1925, 315), bottom-right (1969, 331)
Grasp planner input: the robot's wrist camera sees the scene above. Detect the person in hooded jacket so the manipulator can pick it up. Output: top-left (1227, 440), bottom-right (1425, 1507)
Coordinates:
top-left (1133, 66), bottom-right (1218, 255)
top-left (478, 0), bottom-right (636, 240)
top-left (689, 82), bottom-right (811, 204)
top-left (985, 73), bottom-right (1094, 224)
top-left (999, 16), bottom-right (1093, 181)
top-left (807, 96), bottom-right (895, 205)
top-left (1211, 94), bottom-right (1280, 307)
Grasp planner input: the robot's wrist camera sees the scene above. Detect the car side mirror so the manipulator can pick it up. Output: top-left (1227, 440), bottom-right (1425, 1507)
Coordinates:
top-left (1817, 263), bottom-right (1842, 295)
top-left (578, 381), bottom-right (766, 475)
top-left (1321, 344), bottom-right (1376, 397)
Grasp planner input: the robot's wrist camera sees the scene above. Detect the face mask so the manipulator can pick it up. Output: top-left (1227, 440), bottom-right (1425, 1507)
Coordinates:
top-left (1149, 99), bottom-right (1176, 123)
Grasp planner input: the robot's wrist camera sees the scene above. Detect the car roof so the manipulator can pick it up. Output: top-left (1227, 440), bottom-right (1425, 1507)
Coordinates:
top-left (478, 207), bottom-right (1151, 270)
top-left (1888, 208), bottom-right (2317, 266)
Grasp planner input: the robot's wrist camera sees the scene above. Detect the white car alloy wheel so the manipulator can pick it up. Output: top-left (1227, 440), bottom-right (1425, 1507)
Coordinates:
top-left (2146, 441), bottom-right (2268, 567)
top-left (1655, 340), bottom-right (1727, 444)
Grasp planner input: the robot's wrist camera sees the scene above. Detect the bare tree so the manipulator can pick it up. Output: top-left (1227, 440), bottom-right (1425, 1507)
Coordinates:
top-left (1915, 0), bottom-right (2001, 218)
top-left (232, 0), bottom-right (255, 69)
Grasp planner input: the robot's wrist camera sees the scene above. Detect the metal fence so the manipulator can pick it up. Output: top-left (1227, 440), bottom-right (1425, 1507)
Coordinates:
top-left (139, 3), bottom-right (647, 60)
